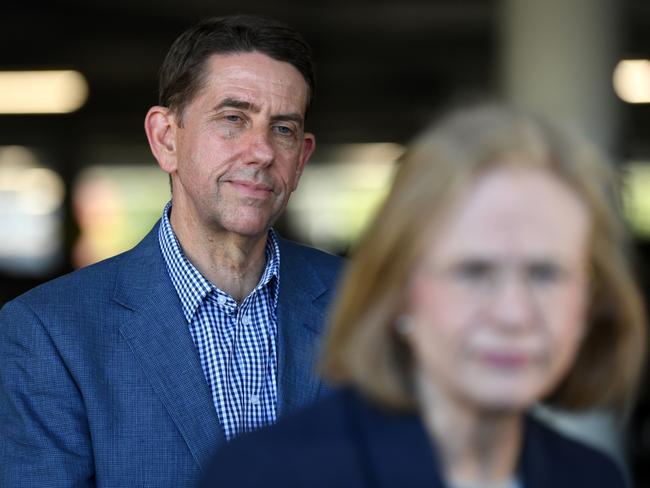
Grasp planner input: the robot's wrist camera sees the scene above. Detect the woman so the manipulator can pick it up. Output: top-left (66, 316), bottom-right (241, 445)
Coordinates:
top-left (201, 104), bottom-right (646, 487)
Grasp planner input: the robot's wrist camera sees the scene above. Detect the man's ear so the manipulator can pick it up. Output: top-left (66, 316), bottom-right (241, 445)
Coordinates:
top-left (292, 132), bottom-right (316, 191)
top-left (144, 106), bottom-right (178, 174)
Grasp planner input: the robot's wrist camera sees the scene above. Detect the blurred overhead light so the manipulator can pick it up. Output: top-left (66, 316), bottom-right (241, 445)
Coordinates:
top-left (0, 70), bottom-right (89, 114)
top-left (73, 165), bottom-right (169, 267)
top-left (622, 161), bottom-right (650, 237)
top-left (613, 59), bottom-right (650, 104)
top-left (0, 145), bottom-right (65, 275)
top-left (286, 143), bottom-right (404, 253)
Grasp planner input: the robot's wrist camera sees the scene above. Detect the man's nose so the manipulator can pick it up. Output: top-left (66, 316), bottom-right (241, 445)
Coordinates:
top-left (489, 274), bottom-right (538, 331)
top-left (245, 128), bottom-right (275, 167)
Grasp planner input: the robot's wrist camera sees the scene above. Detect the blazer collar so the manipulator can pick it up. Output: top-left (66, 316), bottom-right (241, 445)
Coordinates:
top-left (276, 236), bottom-right (331, 418)
top-left (111, 226), bottom-right (337, 466)
top-left (353, 394), bottom-right (598, 488)
top-left (113, 222), bottom-right (224, 470)
top-left (518, 415), bottom-right (586, 488)
top-left (349, 392), bottom-right (445, 488)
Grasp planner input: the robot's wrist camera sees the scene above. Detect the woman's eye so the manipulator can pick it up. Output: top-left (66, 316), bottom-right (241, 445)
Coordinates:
top-left (528, 263), bottom-right (564, 283)
top-left (454, 261), bottom-right (494, 282)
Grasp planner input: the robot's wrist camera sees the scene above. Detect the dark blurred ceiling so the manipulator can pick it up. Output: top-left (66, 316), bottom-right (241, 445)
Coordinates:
top-left (1, 0), bottom-right (650, 162)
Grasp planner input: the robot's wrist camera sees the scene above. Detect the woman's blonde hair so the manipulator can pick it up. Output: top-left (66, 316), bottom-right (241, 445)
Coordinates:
top-left (320, 104), bottom-right (646, 413)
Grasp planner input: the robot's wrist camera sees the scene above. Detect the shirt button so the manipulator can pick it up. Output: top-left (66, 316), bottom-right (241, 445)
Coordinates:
top-left (241, 315), bottom-right (252, 326)
top-left (217, 296), bottom-right (226, 306)
top-left (250, 394), bottom-right (259, 405)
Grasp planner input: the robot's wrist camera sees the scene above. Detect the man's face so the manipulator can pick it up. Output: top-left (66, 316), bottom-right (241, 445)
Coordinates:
top-left (165, 51), bottom-right (315, 238)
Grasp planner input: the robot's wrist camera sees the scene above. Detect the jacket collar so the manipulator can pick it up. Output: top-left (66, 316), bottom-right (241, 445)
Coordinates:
top-left (348, 391), bottom-right (445, 488)
top-left (112, 223), bottom-right (336, 468)
top-left (276, 236), bottom-right (331, 417)
top-left (351, 391), bottom-right (612, 488)
top-left (114, 223), bottom-right (224, 470)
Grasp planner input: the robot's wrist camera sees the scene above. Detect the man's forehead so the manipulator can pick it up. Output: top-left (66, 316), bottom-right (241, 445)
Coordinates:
top-left (204, 52), bottom-right (307, 87)
top-left (198, 52), bottom-right (309, 111)
top-left (208, 96), bottom-right (302, 124)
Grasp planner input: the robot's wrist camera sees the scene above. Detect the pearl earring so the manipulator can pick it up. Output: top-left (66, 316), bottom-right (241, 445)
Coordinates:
top-left (395, 315), bottom-right (414, 335)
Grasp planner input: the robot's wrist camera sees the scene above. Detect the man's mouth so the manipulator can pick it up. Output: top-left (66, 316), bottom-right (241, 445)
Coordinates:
top-left (227, 179), bottom-right (274, 197)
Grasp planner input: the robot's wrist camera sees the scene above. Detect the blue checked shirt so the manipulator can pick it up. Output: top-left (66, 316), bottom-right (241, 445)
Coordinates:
top-left (158, 202), bottom-right (279, 441)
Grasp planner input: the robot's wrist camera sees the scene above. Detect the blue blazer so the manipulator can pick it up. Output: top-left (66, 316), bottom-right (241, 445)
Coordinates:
top-left (0, 222), bottom-right (343, 487)
top-left (201, 388), bottom-right (628, 488)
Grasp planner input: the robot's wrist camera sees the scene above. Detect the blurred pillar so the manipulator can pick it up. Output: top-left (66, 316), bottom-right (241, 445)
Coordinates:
top-left (500, 0), bottom-right (620, 152)
top-left (499, 0), bottom-right (626, 470)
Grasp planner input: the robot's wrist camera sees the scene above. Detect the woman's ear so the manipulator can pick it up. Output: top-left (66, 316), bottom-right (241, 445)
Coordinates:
top-left (395, 314), bottom-right (415, 336)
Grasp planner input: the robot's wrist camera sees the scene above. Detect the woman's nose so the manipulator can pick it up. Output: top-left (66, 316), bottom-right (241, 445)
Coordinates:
top-left (489, 274), bottom-right (538, 331)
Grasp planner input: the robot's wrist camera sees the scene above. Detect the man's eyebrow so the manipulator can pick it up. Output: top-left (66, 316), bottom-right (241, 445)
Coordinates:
top-left (214, 97), bottom-right (259, 112)
top-left (213, 98), bottom-right (304, 127)
top-left (271, 113), bottom-right (304, 127)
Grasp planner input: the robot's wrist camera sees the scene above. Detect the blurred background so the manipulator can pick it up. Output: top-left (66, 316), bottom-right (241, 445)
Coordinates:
top-left (2, 0), bottom-right (650, 483)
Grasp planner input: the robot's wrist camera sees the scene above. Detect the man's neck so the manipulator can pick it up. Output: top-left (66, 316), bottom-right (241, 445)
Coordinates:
top-left (170, 209), bottom-right (269, 303)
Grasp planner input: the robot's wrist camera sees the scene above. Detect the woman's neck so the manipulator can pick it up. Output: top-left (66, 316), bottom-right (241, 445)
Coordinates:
top-left (416, 373), bottom-right (524, 488)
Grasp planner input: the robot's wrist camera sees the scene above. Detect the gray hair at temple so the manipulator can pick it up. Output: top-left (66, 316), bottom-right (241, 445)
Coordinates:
top-left (158, 14), bottom-right (315, 124)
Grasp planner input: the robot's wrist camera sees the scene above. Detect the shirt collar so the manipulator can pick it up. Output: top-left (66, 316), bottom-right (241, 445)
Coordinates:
top-left (158, 201), bottom-right (280, 323)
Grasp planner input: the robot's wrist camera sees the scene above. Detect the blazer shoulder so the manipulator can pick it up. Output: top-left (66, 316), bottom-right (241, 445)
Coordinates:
top-left (3, 222), bottom-right (161, 313)
top-left (7, 252), bottom-right (125, 308)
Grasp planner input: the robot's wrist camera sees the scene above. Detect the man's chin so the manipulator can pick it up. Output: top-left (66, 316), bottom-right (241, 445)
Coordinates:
top-left (218, 216), bottom-right (275, 240)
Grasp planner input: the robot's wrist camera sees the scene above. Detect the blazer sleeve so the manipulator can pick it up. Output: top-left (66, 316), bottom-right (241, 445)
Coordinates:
top-left (0, 298), bottom-right (95, 487)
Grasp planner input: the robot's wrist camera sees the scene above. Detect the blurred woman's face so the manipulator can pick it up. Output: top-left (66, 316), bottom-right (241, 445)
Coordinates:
top-left (405, 166), bottom-right (590, 413)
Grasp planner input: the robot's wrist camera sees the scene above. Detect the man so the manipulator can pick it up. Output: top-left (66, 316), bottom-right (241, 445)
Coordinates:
top-left (0, 15), bottom-right (342, 487)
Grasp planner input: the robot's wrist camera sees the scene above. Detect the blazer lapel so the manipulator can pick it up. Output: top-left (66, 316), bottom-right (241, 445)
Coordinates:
top-left (518, 416), bottom-right (575, 488)
top-left (114, 224), bottom-right (224, 470)
top-left (350, 393), bottom-right (444, 488)
top-left (276, 239), bottom-right (330, 417)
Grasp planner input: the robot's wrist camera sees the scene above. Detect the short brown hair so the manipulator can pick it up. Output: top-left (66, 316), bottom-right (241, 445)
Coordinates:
top-left (158, 14), bottom-right (315, 121)
top-left (321, 104), bottom-right (646, 413)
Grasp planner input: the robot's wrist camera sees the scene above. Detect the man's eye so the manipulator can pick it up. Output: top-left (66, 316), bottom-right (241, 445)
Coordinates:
top-left (224, 114), bottom-right (243, 123)
top-left (273, 125), bottom-right (294, 136)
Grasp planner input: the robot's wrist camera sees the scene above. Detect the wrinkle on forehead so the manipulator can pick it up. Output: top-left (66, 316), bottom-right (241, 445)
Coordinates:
top-left (198, 52), bottom-right (309, 115)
